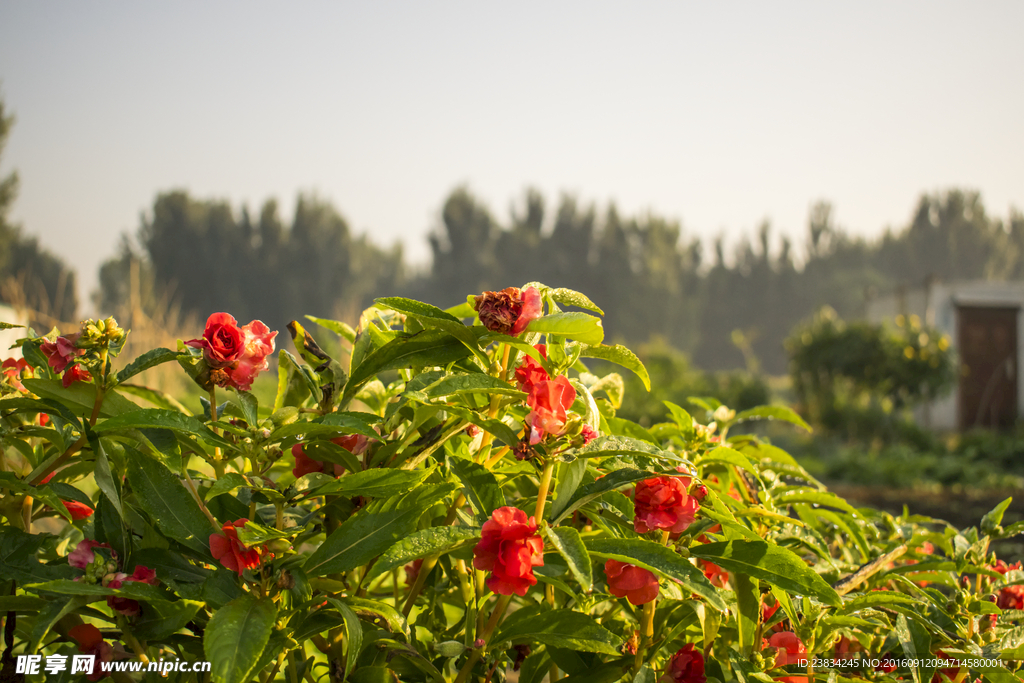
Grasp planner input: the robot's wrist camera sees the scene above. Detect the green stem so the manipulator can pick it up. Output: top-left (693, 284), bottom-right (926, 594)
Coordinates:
top-left (453, 594), bottom-right (512, 683)
top-left (534, 460), bottom-right (556, 522)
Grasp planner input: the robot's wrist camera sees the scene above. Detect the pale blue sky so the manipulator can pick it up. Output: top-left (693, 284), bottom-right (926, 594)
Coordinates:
top-left (1, 2), bottom-right (1022, 308)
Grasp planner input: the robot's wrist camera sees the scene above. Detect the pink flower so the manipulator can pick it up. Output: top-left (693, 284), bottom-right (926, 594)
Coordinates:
top-left (526, 375), bottom-right (576, 444)
top-left (605, 560), bottom-right (659, 605)
top-left (1, 358), bottom-right (28, 391)
top-left (580, 425), bottom-right (599, 444)
top-left (69, 540), bottom-right (113, 569)
top-left (186, 313), bottom-right (277, 391)
top-left (633, 477), bottom-right (699, 534)
top-left (40, 335), bottom-right (83, 373)
top-left (473, 507), bottom-right (545, 596)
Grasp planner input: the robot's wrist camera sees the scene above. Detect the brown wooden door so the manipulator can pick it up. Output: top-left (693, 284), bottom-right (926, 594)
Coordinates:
top-left (958, 306), bottom-right (1018, 430)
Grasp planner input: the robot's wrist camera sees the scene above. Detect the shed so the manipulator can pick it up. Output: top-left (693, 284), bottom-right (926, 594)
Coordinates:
top-left (865, 280), bottom-right (1024, 431)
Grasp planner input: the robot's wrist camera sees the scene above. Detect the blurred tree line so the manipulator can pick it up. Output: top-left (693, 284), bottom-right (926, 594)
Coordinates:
top-left (0, 96), bottom-right (77, 325)
top-left (89, 185), bottom-right (1024, 375)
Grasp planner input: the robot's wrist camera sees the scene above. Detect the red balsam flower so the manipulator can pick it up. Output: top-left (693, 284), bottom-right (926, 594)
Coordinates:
top-left (1, 358), bottom-right (28, 391)
top-left (633, 476), bottom-right (699, 534)
top-left (526, 375), bottom-right (576, 444)
top-left (186, 313), bottom-right (277, 391)
top-left (62, 500), bottom-right (94, 520)
top-left (210, 519), bottom-right (263, 576)
top-left (605, 559), bottom-right (659, 605)
top-left (662, 643), bottom-right (706, 683)
top-left (768, 631), bottom-right (808, 683)
top-left (700, 560), bottom-right (729, 588)
top-left (992, 559), bottom-right (1024, 609)
top-left (473, 506), bottom-right (544, 596)
top-left (514, 344), bottom-right (549, 394)
top-left (474, 286), bottom-right (542, 335)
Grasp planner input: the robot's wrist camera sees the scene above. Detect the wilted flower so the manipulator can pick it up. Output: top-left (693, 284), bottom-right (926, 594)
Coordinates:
top-left (474, 286), bottom-right (542, 335)
top-left (40, 335), bottom-right (83, 372)
top-left (633, 477), bottom-right (699, 534)
top-left (604, 559), bottom-right (659, 605)
top-left (473, 506), bottom-right (544, 596)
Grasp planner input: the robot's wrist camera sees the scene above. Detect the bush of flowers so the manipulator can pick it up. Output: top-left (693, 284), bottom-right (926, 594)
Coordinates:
top-left (1, 283), bottom-right (1023, 683)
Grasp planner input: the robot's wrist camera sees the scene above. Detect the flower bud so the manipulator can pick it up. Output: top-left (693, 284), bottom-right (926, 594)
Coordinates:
top-left (266, 539), bottom-right (293, 555)
top-left (473, 638), bottom-right (486, 649)
top-left (713, 405), bottom-right (736, 423)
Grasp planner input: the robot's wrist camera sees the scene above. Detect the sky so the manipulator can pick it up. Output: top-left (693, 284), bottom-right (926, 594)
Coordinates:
top-left (1, 1), bottom-right (1022, 311)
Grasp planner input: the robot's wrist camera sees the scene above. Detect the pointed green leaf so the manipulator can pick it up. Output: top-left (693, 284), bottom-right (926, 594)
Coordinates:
top-left (116, 348), bottom-right (180, 384)
top-left (306, 315), bottom-right (357, 344)
top-left (544, 526), bottom-right (593, 591)
top-left (578, 344), bottom-right (650, 391)
top-left (366, 526), bottom-right (479, 583)
top-left (550, 458), bottom-right (587, 521)
top-left (449, 455), bottom-right (505, 517)
top-left (527, 312), bottom-right (604, 346)
top-left (205, 593), bottom-right (278, 683)
top-left (733, 405), bottom-right (811, 432)
top-left (690, 540), bottom-right (841, 607)
top-left (296, 468), bottom-right (433, 499)
top-left (94, 408), bottom-right (229, 447)
top-left (734, 573), bottom-right (759, 656)
top-left (551, 468), bottom-right (659, 525)
top-left (419, 373), bottom-right (525, 400)
top-left (493, 609), bottom-right (621, 654)
top-left (23, 378), bottom-right (142, 418)
top-left (549, 288), bottom-right (604, 315)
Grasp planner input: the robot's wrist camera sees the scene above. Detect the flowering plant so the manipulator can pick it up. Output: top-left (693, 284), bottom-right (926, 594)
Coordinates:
top-left (0, 284), bottom-right (1022, 683)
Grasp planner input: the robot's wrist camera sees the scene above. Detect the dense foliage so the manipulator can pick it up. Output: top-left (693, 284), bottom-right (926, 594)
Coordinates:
top-left (2, 284), bottom-right (1024, 683)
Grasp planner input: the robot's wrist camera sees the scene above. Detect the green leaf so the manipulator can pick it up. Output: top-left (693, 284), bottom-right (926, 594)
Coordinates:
top-left (366, 526), bottom-right (480, 583)
top-left (549, 288), bottom-right (604, 315)
top-left (700, 446), bottom-right (755, 472)
top-left (449, 455), bottom-right (506, 517)
top-left (544, 526), bottom-right (593, 591)
top-left (0, 528), bottom-right (77, 583)
top-left (234, 390), bottom-right (259, 426)
top-left (493, 609), bottom-right (621, 654)
top-left (26, 579), bottom-right (170, 602)
top-left (330, 599), bottom-right (364, 682)
top-left (689, 540), bottom-right (841, 607)
top-left (550, 458), bottom-right (587, 521)
top-left (527, 312), bottom-right (605, 346)
top-left (0, 595), bottom-right (46, 611)
top-left (563, 435), bottom-right (689, 466)
top-left (297, 468), bottom-right (433, 499)
top-left (419, 373), bottom-right (525, 400)
top-left (895, 613), bottom-right (932, 683)
top-left (733, 573), bottom-right (759, 656)
top-left (343, 596), bottom-right (411, 638)
top-left (117, 383), bottom-right (193, 414)
top-left (0, 321), bottom-right (24, 330)
top-left (773, 489), bottom-right (861, 517)
top-left (578, 344), bottom-right (650, 391)
top-left (206, 473), bottom-right (250, 500)
top-left (437, 404), bottom-right (521, 447)
top-left (982, 497), bottom-right (1013, 533)
top-left (733, 405), bottom-right (811, 432)
top-left (306, 314), bottom-right (357, 343)
top-left (304, 492), bottom-right (449, 577)
top-left (93, 438), bottom-right (123, 518)
top-left (23, 378), bottom-right (143, 417)
top-left (837, 592), bottom-right (923, 615)
top-left (29, 596), bottom-right (88, 654)
top-left (205, 593), bottom-right (278, 683)
top-left (586, 538), bottom-right (728, 611)
top-left (116, 348), bottom-right (179, 384)
top-left (123, 445), bottom-right (216, 556)
top-left (94, 408), bottom-right (229, 447)
top-left (551, 468), bottom-right (658, 525)
top-left (345, 330), bottom-right (473, 405)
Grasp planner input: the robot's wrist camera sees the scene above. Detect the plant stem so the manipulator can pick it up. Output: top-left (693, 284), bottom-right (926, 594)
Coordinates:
top-left (401, 556), bottom-right (439, 617)
top-left (208, 387), bottom-right (223, 472)
top-left (634, 601), bottom-right (656, 673)
top-left (182, 463), bottom-right (219, 528)
top-left (534, 460), bottom-right (556, 522)
top-left (453, 594), bottom-right (512, 683)
top-left (28, 382), bottom-right (106, 485)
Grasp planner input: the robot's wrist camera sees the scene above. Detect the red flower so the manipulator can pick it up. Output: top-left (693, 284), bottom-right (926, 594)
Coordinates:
top-left (62, 500), bottom-right (94, 520)
top-left (290, 435), bottom-right (367, 478)
top-left (105, 565), bottom-right (159, 617)
top-left (472, 506), bottom-right (545, 596)
top-left (991, 559), bottom-right (1024, 609)
top-left (209, 519), bottom-right (263, 576)
top-left (605, 559), bottom-right (659, 605)
top-left (931, 652), bottom-right (960, 683)
top-left (526, 375), bottom-right (576, 444)
top-left (580, 424), bottom-right (599, 444)
top-left (69, 540), bottom-right (113, 569)
top-left (768, 631), bottom-right (808, 683)
top-left (186, 313), bottom-right (277, 391)
top-left (68, 624), bottom-right (113, 681)
top-left (514, 345), bottom-right (549, 394)
top-left (700, 560), bottom-right (729, 588)
top-left (662, 643), bottom-right (706, 683)
top-left (1, 358), bottom-right (28, 391)
top-left (474, 286), bottom-right (542, 335)
top-left (61, 363), bottom-right (92, 387)
top-left (40, 335), bottom-right (83, 372)
top-left (633, 477), bottom-right (699, 534)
